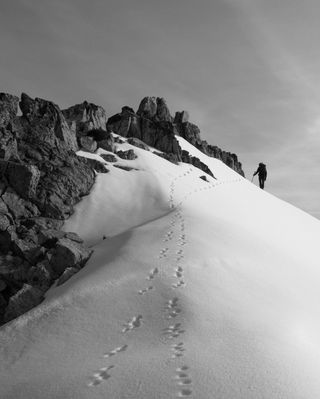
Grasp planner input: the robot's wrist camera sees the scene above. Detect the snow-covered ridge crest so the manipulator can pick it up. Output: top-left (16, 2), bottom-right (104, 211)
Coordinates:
top-left (1, 130), bottom-right (320, 398)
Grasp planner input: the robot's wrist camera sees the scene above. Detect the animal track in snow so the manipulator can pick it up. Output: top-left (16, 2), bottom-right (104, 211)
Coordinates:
top-left (163, 323), bottom-right (185, 339)
top-left (172, 280), bottom-right (186, 289)
top-left (175, 270), bottom-right (183, 278)
top-left (122, 315), bottom-right (143, 333)
top-left (88, 365), bottom-right (115, 387)
top-left (164, 231), bottom-right (174, 242)
top-left (138, 286), bottom-right (153, 295)
top-left (177, 388), bottom-right (193, 397)
top-left (104, 345), bottom-right (128, 358)
top-left (174, 366), bottom-right (193, 396)
top-left (165, 297), bottom-right (182, 319)
top-left (147, 268), bottom-right (159, 280)
top-left (171, 342), bottom-right (185, 358)
top-left (159, 248), bottom-right (169, 259)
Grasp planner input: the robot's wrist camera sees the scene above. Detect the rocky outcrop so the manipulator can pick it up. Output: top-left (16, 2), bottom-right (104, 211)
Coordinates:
top-left (137, 97), bottom-right (173, 122)
top-left (19, 93), bottom-right (78, 152)
top-left (107, 97), bottom-right (243, 176)
top-left (153, 151), bottom-right (180, 164)
top-left (174, 111), bottom-right (244, 176)
top-left (0, 92), bottom-right (98, 325)
top-left (181, 150), bottom-right (215, 178)
top-left (107, 99), bottom-right (181, 157)
top-left (62, 101), bottom-right (107, 138)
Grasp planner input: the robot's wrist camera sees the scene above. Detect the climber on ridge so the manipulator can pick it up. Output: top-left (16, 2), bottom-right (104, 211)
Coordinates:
top-left (253, 163), bottom-right (267, 189)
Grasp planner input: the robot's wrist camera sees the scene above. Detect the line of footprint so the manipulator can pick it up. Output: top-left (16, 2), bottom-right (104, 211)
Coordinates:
top-left (162, 176), bottom-right (194, 397)
top-left (88, 169), bottom-right (239, 391)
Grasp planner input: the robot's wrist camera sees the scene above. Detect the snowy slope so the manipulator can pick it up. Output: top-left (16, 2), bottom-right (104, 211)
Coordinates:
top-left (1, 137), bottom-right (320, 399)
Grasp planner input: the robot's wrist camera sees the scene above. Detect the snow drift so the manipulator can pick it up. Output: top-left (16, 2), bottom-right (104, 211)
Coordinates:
top-left (1, 136), bottom-right (320, 399)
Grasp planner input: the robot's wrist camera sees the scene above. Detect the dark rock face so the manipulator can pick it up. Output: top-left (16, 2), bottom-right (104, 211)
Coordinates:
top-left (0, 92), bottom-right (97, 325)
top-left (107, 96), bottom-right (244, 176)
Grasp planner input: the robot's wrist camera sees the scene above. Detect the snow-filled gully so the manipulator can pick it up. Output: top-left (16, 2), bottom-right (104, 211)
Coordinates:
top-left (87, 169), bottom-right (242, 396)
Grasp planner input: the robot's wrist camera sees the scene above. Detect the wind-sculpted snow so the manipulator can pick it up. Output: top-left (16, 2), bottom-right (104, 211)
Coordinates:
top-left (1, 138), bottom-right (320, 398)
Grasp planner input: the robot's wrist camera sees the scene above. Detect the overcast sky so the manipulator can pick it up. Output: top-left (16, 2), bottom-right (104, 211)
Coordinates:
top-left (1, 0), bottom-right (319, 218)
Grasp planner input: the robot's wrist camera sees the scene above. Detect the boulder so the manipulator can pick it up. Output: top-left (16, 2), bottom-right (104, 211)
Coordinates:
top-left (127, 137), bottom-right (149, 151)
top-left (116, 149), bottom-right (137, 160)
top-left (181, 150), bottom-right (214, 177)
top-left (85, 158), bottom-right (109, 174)
top-left (49, 238), bottom-right (92, 275)
top-left (4, 284), bottom-right (44, 323)
top-left (64, 232), bottom-right (83, 243)
top-left (200, 175), bottom-right (209, 182)
top-left (80, 136), bottom-right (97, 152)
top-left (27, 261), bottom-right (54, 289)
top-left (3, 162), bottom-right (40, 200)
top-left (113, 165), bottom-right (137, 172)
top-left (37, 228), bottom-right (65, 247)
top-left (100, 153), bottom-right (117, 163)
top-left (19, 93), bottom-right (78, 152)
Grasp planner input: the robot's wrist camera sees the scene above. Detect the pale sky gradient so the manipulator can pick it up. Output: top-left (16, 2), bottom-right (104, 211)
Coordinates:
top-left (1, 0), bottom-right (319, 218)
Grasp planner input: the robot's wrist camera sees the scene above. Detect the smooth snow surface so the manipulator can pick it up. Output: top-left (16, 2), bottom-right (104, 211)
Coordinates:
top-left (1, 137), bottom-right (320, 399)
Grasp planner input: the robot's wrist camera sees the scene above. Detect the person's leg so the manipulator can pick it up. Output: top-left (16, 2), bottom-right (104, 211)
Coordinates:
top-left (259, 176), bottom-right (264, 189)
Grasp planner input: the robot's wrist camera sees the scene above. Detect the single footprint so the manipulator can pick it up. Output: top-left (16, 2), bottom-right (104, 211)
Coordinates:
top-left (104, 344), bottom-right (128, 358)
top-left (138, 286), bottom-right (153, 295)
top-left (172, 280), bottom-right (186, 289)
top-left (159, 248), bottom-right (169, 258)
top-left (177, 388), bottom-right (193, 397)
top-left (177, 366), bottom-right (189, 371)
top-left (147, 267), bottom-right (159, 280)
top-left (122, 315), bottom-right (143, 333)
top-left (88, 365), bottom-right (115, 387)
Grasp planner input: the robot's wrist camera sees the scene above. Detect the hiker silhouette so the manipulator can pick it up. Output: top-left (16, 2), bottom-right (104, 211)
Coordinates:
top-left (253, 163), bottom-right (267, 189)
